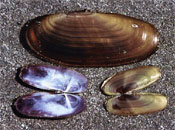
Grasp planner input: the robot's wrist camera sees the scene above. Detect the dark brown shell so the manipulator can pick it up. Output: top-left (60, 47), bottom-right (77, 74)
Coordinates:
top-left (25, 12), bottom-right (158, 67)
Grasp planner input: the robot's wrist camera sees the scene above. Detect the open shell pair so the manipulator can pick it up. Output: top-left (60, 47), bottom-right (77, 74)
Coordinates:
top-left (14, 65), bottom-right (88, 118)
top-left (101, 66), bottom-right (167, 115)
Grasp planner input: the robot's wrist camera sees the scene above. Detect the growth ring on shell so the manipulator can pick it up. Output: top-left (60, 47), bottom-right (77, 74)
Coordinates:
top-left (24, 12), bottom-right (158, 67)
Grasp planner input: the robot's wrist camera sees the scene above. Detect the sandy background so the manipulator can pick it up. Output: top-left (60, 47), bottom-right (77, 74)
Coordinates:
top-left (0, 0), bottom-right (175, 130)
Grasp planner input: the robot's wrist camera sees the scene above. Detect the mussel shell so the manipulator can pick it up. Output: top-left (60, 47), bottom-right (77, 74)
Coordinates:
top-left (19, 65), bottom-right (88, 93)
top-left (14, 92), bottom-right (86, 118)
top-left (106, 93), bottom-right (167, 115)
top-left (25, 12), bottom-right (158, 67)
top-left (101, 66), bottom-right (161, 95)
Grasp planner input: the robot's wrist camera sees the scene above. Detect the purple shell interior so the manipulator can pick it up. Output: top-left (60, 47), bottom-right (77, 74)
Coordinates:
top-left (14, 92), bottom-right (86, 118)
top-left (20, 65), bottom-right (88, 93)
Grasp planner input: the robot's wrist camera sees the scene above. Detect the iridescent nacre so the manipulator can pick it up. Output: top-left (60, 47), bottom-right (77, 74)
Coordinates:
top-left (15, 92), bottom-right (86, 118)
top-left (19, 65), bottom-right (88, 93)
top-left (14, 65), bottom-right (88, 118)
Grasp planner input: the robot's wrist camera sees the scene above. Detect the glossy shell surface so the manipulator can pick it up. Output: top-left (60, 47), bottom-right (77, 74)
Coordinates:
top-left (19, 65), bottom-right (88, 93)
top-left (101, 66), bottom-right (161, 95)
top-left (14, 65), bottom-right (88, 118)
top-left (106, 93), bottom-right (167, 116)
top-left (25, 12), bottom-right (158, 67)
top-left (14, 92), bottom-right (86, 118)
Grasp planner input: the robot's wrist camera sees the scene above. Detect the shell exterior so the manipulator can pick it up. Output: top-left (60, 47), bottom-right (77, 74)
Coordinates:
top-left (19, 65), bottom-right (88, 93)
top-left (14, 92), bottom-right (86, 118)
top-left (101, 66), bottom-right (161, 95)
top-left (25, 12), bottom-right (158, 67)
top-left (106, 93), bottom-right (167, 116)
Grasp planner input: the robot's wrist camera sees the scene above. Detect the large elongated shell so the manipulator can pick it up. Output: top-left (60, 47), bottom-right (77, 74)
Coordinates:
top-left (106, 93), bottom-right (167, 115)
top-left (25, 12), bottom-right (158, 67)
top-left (19, 65), bottom-right (88, 93)
top-left (101, 66), bottom-right (161, 95)
top-left (14, 92), bottom-right (86, 118)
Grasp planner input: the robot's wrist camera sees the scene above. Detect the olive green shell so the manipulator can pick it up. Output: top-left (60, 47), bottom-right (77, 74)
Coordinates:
top-left (101, 66), bottom-right (161, 95)
top-left (106, 93), bottom-right (167, 116)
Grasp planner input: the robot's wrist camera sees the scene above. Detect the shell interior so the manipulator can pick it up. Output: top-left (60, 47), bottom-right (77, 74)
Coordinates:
top-left (106, 93), bottom-right (167, 115)
top-left (20, 65), bottom-right (88, 93)
top-left (101, 66), bottom-right (161, 95)
top-left (15, 65), bottom-right (88, 118)
top-left (14, 92), bottom-right (86, 118)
